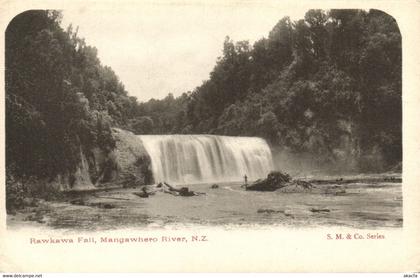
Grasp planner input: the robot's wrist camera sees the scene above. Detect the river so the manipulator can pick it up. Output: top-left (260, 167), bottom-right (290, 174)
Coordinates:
top-left (7, 174), bottom-right (402, 230)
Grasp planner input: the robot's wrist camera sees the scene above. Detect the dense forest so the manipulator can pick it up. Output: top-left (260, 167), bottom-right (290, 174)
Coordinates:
top-left (6, 9), bottom-right (401, 193)
top-left (136, 9), bottom-right (402, 172)
top-left (6, 10), bottom-right (138, 181)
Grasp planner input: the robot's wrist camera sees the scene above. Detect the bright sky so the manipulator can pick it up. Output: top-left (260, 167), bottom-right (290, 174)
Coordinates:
top-left (61, 3), bottom-right (307, 102)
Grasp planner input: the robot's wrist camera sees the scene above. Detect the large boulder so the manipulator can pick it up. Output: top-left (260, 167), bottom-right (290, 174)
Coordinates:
top-left (246, 171), bottom-right (291, 191)
top-left (58, 128), bottom-right (153, 191)
top-left (112, 128), bottom-right (154, 186)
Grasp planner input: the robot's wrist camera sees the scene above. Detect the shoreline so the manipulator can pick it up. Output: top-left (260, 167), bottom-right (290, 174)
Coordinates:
top-left (6, 172), bottom-right (403, 231)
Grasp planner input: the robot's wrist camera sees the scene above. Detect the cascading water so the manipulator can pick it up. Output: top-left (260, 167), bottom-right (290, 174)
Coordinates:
top-left (138, 135), bottom-right (274, 184)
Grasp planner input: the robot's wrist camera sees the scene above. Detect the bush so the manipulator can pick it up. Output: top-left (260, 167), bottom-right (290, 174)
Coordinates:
top-left (5, 172), bottom-right (25, 213)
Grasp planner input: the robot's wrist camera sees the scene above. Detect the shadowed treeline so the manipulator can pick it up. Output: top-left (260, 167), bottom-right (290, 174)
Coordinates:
top-left (135, 9), bottom-right (402, 173)
top-left (6, 9), bottom-right (401, 201)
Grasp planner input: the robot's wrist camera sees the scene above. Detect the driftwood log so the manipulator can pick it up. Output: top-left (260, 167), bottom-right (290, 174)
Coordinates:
top-left (163, 182), bottom-right (205, 197)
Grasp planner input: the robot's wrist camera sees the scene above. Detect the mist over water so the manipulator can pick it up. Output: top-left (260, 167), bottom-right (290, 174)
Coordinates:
top-left (139, 135), bottom-right (274, 184)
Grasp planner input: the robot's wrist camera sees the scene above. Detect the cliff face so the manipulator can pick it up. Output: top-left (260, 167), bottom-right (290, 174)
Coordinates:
top-left (111, 128), bottom-right (154, 186)
top-left (270, 119), bottom-right (362, 175)
top-left (58, 128), bottom-right (153, 191)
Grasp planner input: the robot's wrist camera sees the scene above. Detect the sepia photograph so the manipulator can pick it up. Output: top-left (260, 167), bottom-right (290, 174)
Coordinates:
top-left (5, 6), bottom-right (402, 230)
top-left (1, 0), bottom-right (419, 273)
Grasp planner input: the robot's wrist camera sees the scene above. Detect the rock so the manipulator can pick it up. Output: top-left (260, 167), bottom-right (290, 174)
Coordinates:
top-left (277, 185), bottom-right (309, 193)
top-left (133, 185), bottom-right (159, 198)
top-left (246, 171), bottom-right (291, 191)
top-left (310, 208), bottom-right (330, 213)
top-left (94, 202), bottom-right (116, 209)
top-left (133, 192), bottom-right (149, 198)
top-left (70, 199), bottom-right (116, 209)
top-left (276, 180), bottom-right (315, 193)
top-left (113, 128), bottom-right (153, 185)
top-left (291, 180), bottom-right (314, 189)
top-left (324, 185), bottom-right (346, 195)
top-left (178, 187), bottom-right (195, 197)
top-left (210, 184), bottom-right (219, 189)
top-left (257, 208), bottom-right (294, 218)
top-left (70, 199), bottom-right (86, 206)
top-left (244, 171), bottom-right (322, 193)
top-left (257, 208), bottom-right (285, 214)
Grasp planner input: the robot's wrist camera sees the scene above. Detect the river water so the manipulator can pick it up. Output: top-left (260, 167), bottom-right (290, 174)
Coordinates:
top-left (8, 175), bottom-right (402, 231)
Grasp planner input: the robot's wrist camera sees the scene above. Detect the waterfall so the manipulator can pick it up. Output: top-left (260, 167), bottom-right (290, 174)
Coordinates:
top-left (138, 135), bottom-right (274, 184)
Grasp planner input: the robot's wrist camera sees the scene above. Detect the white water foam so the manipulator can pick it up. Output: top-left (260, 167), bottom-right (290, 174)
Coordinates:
top-left (138, 135), bottom-right (274, 184)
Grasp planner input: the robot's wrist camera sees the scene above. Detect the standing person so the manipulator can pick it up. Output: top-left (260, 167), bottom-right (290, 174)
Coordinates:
top-left (244, 174), bottom-right (248, 186)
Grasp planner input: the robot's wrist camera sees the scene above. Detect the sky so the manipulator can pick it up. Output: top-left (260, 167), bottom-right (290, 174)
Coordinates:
top-left (61, 3), bottom-right (307, 102)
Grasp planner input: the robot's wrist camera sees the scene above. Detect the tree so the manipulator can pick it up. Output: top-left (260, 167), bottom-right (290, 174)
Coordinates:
top-left (131, 116), bottom-right (154, 134)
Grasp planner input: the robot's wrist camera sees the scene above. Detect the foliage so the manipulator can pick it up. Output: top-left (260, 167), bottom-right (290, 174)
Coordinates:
top-left (5, 169), bottom-right (25, 213)
top-left (6, 9), bottom-right (402, 187)
top-left (6, 10), bottom-right (136, 181)
top-left (138, 9), bottom-right (401, 172)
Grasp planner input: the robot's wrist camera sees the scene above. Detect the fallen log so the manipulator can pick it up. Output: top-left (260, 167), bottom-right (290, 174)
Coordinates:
top-left (163, 182), bottom-right (205, 197)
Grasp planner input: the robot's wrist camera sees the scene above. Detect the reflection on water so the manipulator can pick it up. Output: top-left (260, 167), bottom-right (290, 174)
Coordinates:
top-left (8, 177), bottom-right (402, 231)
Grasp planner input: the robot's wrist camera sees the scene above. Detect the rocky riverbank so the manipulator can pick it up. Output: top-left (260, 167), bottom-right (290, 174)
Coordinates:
top-left (7, 172), bottom-right (402, 230)
top-left (6, 128), bottom-right (154, 215)
top-left (244, 171), bottom-right (401, 194)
